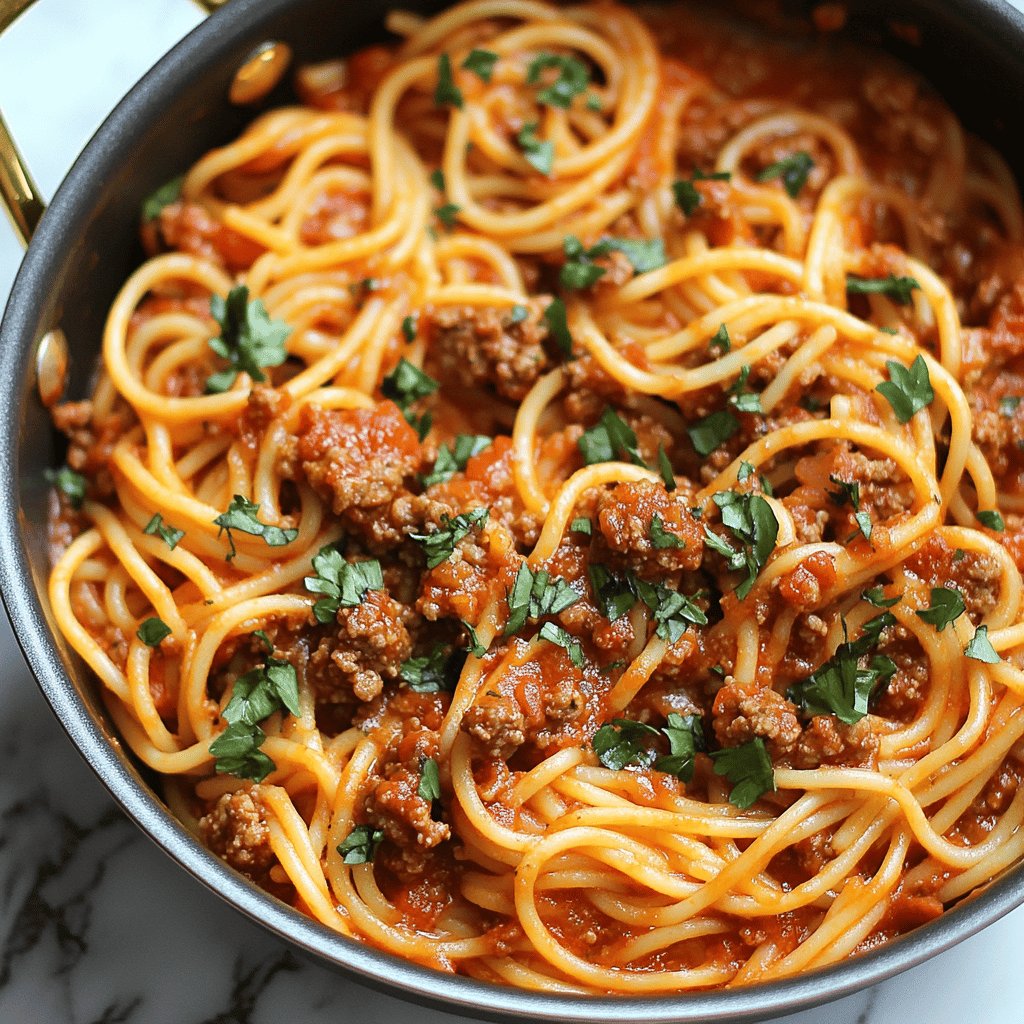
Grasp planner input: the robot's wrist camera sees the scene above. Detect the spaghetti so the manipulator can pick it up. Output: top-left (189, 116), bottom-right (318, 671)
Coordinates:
top-left (46, 0), bottom-right (1024, 993)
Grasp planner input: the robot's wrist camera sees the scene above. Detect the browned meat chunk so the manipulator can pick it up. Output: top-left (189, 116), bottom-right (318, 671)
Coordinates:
top-left (152, 201), bottom-right (265, 271)
top-left (595, 479), bottom-right (704, 575)
top-left (199, 787), bottom-right (276, 880)
top-left (463, 697), bottom-right (527, 759)
top-left (429, 304), bottom-right (550, 402)
top-left (51, 399), bottom-right (133, 500)
top-left (281, 400), bottom-right (422, 547)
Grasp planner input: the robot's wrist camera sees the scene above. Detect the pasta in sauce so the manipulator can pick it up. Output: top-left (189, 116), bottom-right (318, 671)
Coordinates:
top-left (47, 0), bottom-right (1024, 993)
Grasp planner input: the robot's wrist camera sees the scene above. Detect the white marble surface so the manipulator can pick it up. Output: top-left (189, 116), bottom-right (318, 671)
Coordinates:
top-left (2, 2), bottom-right (1024, 1022)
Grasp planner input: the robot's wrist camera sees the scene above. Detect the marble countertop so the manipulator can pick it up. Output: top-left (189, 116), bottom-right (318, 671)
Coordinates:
top-left (2, 3), bottom-right (1024, 1022)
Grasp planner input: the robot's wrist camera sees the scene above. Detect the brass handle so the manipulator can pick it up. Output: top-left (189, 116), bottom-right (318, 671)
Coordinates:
top-left (0, 0), bottom-right (227, 248)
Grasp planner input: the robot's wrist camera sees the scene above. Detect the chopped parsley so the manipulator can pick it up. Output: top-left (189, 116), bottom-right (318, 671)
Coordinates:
top-left (671, 168), bottom-right (731, 216)
top-left (578, 406), bottom-right (645, 466)
top-left (434, 202), bottom-right (461, 230)
top-left (649, 514), bottom-right (684, 549)
top-left (727, 365), bottom-right (763, 414)
top-left (46, 466), bottom-right (86, 508)
top-left (213, 495), bottom-right (298, 561)
top-left (708, 323), bottom-right (731, 355)
top-left (143, 513), bottom-right (184, 550)
top-left (208, 722), bottom-right (274, 783)
top-left (526, 52), bottom-right (590, 108)
top-left (657, 444), bottom-right (676, 491)
top-left (915, 586), bottom-right (966, 632)
top-left (875, 355), bottom-right (934, 423)
top-left (411, 508), bottom-right (489, 569)
top-left (434, 53), bottom-right (463, 108)
top-left (709, 737), bottom-right (775, 808)
top-left (461, 48), bottom-right (498, 82)
top-left (827, 475), bottom-right (860, 510)
top-left (854, 510), bottom-right (873, 541)
top-left (570, 516), bottom-right (592, 535)
top-left (586, 565), bottom-right (706, 642)
top-left (464, 620), bottom-right (487, 657)
top-left (418, 756), bottom-right (442, 801)
top-left (656, 713), bottom-right (705, 782)
top-left (304, 546), bottom-right (384, 623)
top-left (422, 434), bottom-right (491, 487)
top-left (756, 151), bottom-right (814, 197)
top-left (337, 824), bottom-right (384, 864)
top-left (136, 617), bottom-right (171, 647)
top-left (704, 490), bottom-right (779, 600)
top-left (560, 235), bottom-right (666, 289)
top-left (401, 314), bottom-right (418, 343)
top-left (862, 586), bottom-right (901, 609)
top-left (400, 644), bottom-right (460, 693)
top-left (999, 395), bottom-right (1021, 417)
top-left (516, 122), bottom-right (554, 176)
top-left (688, 409), bottom-right (739, 458)
top-left (504, 562), bottom-right (581, 636)
top-left (538, 621), bottom-right (584, 667)
top-left (543, 298), bottom-right (573, 359)
top-left (788, 615), bottom-right (897, 724)
top-left (978, 510), bottom-right (1005, 531)
top-left (206, 285), bottom-right (291, 394)
top-left (141, 175), bottom-right (183, 222)
top-left (509, 303), bottom-right (529, 324)
top-left (965, 624), bottom-right (1000, 664)
top-left (210, 657), bottom-right (301, 782)
top-left (847, 274), bottom-right (921, 306)
top-left (592, 718), bottom-right (658, 770)
top-left (588, 563), bottom-right (639, 622)
top-left (381, 357), bottom-right (439, 439)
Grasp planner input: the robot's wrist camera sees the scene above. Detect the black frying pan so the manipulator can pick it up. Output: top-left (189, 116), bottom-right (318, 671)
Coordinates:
top-left (2, 0), bottom-right (1024, 1020)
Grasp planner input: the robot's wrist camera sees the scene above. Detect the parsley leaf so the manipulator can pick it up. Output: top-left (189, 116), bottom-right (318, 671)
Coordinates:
top-left (516, 122), bottom-right (554, 176)
top-left (876, 355), bottom-right (934, 423)
top-left (855, 510), bottom-right (873, 541)
top-left (136, 617), bottom-right (171, 647)
top-left (863, 586), bottom-right (901, 608)
top-left (381, 357), bottom-right (439, 439)
top-left (504, 563), bottom-right (581, 636)
top-left (708, 324), bottom-right (731, 355)
top-left (650, 514), bottom-right (684, 549)
top-left (206, 285), bottom-right (291, 394)
top-left (46, 466), bottom-right (86, 508)
top-left (592, 718), bottom-right (659, 770)
top-left (462, 48), bottom-right (498, 82)
top-left (727, 365), bottom-right (763, 414)
top-left (756, 151), bottom-right (814, 197)
top-left (538, 621), bottom-right (584, 666)
top-left (788, 618), bottom-right (896, 725)
top-left (223, 658), bottom-right (301, 726)
top-left (672, 168), bottom-right (731, 216)
top-left (434, 53), bottom-right (463, 108)
top-left (915, 586), bottom-right (965, 631)
top-left (543, 297), bottom-right (573, 359)
top-left (401, 314), bottom-right (418, 343)
top-left (605, 237), bottom-right (667, 274)
top-left (418, 756), bottom-right (442, 801)
top-left (400, 644), bottom-right (460, 693)
top-left (509, 304), bottom-right (529, 323)
top-left (411, 508), bottom-right (489, 569)
top-left (847, 274), bottom-right (920, 305)
top-left (526, 52), bottom-right (590, 108)
top-left (710, 737), bottom-right (775, 808)
top-left (464, 620), bottom-right (487, 657)
top-left (657, 444), bottom-right (676, 492)
top-left (629, 575), bottom-right (708, 642)
top-left (561, 235), bottom-right (608, 290)
top-left (434, 202), bottom-right (461, 230)
top-left (304, 546), bottom-right (384, 623)
top-left (213, 495), bottom-right (298, 561)
top-left (705, 491), bottom-right (779, 599)
top-left (144, 513), bottom-right (184, 550)
top-left (999, 395), bottom-right (1021, 417)
top-left (578, 407), bottom-right (645, 465)
top-left (978, 510), bottom-right (1005, 531)
top-left (588, 564), bottom-right (638, 622)
top-left (688, 409), bottom-right (739, 457)
top-left (209, 721), bottom-right (275, 782)
top-left (965, 624), bottom-right (1000, 664)
top-left (337, 824), bottom-right (384, 864)
top-left (827, 475), bottom-right (860, 510)
top-left (570, 516), bottom-right (592, 535)
top-left (656, 713), bottom-right (705, 782)
top-left (422, 434), bottom-right (491, 487)
top-left (141, 175), bottom-right (183, 222)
